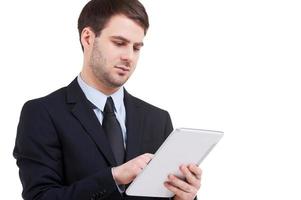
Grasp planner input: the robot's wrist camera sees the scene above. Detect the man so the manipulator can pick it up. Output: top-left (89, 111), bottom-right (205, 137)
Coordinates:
top-left (13, 0), bottom-right (202, 199)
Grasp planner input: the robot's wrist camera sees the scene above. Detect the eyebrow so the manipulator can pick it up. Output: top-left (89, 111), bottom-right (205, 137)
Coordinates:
top-left (110, 36), bottom-right (144, 47)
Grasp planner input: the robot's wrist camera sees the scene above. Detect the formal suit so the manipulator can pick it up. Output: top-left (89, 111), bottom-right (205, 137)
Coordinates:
top-left (13, 78), bottom-right (173, 200)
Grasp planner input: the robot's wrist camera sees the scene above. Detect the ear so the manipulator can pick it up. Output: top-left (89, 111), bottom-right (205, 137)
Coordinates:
top-left (80, 27), bottom-right (96, 52)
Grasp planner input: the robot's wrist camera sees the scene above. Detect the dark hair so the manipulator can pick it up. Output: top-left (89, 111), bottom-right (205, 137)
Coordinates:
top-left (78, 0), bottom-right (149, 49)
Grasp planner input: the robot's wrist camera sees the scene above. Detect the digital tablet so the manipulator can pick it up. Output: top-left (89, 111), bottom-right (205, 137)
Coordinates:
top-left (126, 128), bottom-right (224, 197)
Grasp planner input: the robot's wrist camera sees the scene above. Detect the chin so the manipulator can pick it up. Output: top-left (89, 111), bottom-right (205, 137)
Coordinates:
top-left (109, 79), bottom-right (127, 88)
top-left (112, 75), bottom-right (129, 86)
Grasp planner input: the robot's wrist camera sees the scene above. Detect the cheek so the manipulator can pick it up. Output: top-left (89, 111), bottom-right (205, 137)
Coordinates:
top-left (130, 63), bottom-right (138, 74)
top-left (132, 54), bottom-right (140, 64)
top-left (101, 44), bottom-right (119, 62)
top-left (103, 51), bottom-right (119, 65)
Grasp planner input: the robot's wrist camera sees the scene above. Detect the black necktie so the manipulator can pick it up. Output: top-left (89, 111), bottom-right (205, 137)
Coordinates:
top-left (102, 97), bottom-right (125, 165)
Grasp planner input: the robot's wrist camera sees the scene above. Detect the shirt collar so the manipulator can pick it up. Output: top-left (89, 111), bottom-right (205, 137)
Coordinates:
top-left (77, 74), bottom-right (124, 113)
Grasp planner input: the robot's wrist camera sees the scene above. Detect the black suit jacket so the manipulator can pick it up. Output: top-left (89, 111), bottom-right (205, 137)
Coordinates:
top-left (13, 79), bottom-right (173, 200)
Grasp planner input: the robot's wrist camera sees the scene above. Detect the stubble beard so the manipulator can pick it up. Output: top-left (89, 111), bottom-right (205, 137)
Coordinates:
top-left (90, 43), bottom-right (129, 89)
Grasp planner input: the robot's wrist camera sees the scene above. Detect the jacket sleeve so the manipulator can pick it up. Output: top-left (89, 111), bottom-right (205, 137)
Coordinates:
top-left (13, 100), bottom-right (120, 200)
top-left (164, 111), bottom-right (174, 139)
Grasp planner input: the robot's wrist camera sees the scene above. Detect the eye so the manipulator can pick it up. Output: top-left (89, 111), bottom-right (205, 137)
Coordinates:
top-left (113, 41), bottom-right (126, 47)
top-left (133, 45), bottom-right (142, 52)
top-left (133, 47), bottom-right (140, 52)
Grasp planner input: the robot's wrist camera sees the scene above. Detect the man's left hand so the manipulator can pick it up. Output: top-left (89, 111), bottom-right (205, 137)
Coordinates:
top-left (164, 164), bottom-right (202, 200)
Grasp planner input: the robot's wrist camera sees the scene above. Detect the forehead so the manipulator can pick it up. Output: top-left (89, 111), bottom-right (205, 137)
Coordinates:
top-left (100, 15), bottom-right (145, 44)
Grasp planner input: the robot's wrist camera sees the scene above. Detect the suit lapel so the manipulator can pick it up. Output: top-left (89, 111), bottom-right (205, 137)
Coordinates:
top-left (124, 90), bottom-right (144, 161)
top-left (66, 79), bottom-right (116, 166)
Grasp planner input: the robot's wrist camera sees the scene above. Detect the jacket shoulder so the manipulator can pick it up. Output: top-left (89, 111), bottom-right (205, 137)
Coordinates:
top-left (127, 93), bottom-right (168, 114)
top-left (23, 86), bottom-right (68, 108)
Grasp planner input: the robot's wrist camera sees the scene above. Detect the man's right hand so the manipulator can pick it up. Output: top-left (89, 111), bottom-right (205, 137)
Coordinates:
top-left (111, 153), bottom-right (154, 185)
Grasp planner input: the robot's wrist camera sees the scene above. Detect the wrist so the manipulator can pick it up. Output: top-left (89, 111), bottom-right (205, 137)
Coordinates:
top-left (111, 167), bottom-right (121, 185)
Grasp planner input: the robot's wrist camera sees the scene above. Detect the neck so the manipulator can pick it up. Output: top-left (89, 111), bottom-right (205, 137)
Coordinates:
top-left (80, 70), bottom-right (120, 96)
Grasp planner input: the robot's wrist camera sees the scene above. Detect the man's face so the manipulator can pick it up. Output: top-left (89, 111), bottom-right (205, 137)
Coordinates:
top-left (89, 15), bottom-right (145, 89)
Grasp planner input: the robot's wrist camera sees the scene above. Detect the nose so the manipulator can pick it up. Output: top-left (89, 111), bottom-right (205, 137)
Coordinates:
top-left (120, 47), bottom-right (134, 63)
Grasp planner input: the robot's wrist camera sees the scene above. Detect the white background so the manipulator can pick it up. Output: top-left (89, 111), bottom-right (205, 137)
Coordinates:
top-left (1, 0), bottom-right (301, 199)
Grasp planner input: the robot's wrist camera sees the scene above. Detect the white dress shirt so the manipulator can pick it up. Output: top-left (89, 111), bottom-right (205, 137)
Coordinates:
top-left (77, 74), bottom-right (127, 148)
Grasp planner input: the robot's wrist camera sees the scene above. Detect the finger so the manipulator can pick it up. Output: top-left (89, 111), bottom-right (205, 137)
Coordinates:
top-left (138, 153), bottom-right (153, 163)
top-left (128, 159), bottom-right (144, 173)
top-left (142, 154), bottom-right (154, 164)
top-left (164, 181), bottom-right (191, 200)
top-left (135, 154), bottom-right (153, 169)
top-left (144, 153), bottom-right (154, 158)
top-left (167, 174), bottom-right (196, 194)
top-left (143, 153), bottom-right (154, 161)
top-left (135, 159), bottom-right (148, 170)
top-left (188, 164), bottom-right (202, 179)
top-left (180, 165), bottom-right (201, 188)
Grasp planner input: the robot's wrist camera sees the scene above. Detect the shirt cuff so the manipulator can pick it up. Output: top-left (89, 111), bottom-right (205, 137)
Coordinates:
top-left (111, 168), bottom-right (125, 193)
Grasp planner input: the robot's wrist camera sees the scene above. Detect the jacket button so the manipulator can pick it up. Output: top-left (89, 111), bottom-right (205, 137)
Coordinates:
top-left (90, 193), bottom-right (97, 200)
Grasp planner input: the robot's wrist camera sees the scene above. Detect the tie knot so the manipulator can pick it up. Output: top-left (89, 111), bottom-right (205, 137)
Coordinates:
top-left (104, 97), bottom-right (115, 114)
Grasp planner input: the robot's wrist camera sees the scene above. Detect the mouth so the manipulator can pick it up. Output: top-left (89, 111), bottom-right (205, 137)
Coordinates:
top-left (114, 65), bottom-right (130, 72)
top-left (114, 65), bottom-right (131, 76)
